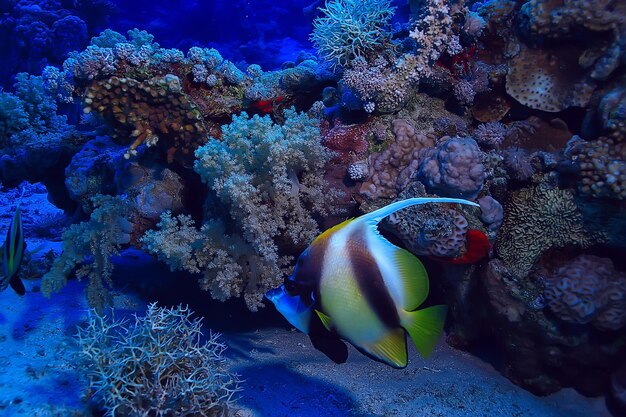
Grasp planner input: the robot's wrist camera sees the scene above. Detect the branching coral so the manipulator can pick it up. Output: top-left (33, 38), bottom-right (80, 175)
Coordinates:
top-left (341, 0), bottom-right (459, 113)
top-left (76, 303), bottom-right (240, 417)
top-left (143, 109), bottom-right (339, 310)
top-left (542, 255), bottom-right (626, 331)
top-left (310, 0), bottom-right (395, 68)
top-left (41, 195), bottom-right (133, 312)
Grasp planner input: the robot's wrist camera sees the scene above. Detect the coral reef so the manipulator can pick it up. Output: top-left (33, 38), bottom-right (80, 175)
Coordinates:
top-left (41, 195), bottom-right (133, 312)
top-left (143, 109), bottom-right (340, 310)
top-left (77, 303), bottom-right (240, 416)
top-left (542, 255), bottom-right (626, 331)
top-left (418, 136), bottom-right (486, 199)
top-left (359, 119), bottom-right (435, 199)
top-left (495, 182), bottom-right (603, 279)
top-left (310, 0), bottom-right (395, 68)
top-left (84, 75), bottom-right (207, 162)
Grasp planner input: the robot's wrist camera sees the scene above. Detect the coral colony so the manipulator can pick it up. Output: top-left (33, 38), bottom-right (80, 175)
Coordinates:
top-left (0, 0), bottom-right (625, 415)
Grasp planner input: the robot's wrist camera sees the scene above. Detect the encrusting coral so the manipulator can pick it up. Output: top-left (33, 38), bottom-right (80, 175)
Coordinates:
top-left (76, 303), bottom-right (240, 417)
top-left (418, 136), bottom-right (486, 199)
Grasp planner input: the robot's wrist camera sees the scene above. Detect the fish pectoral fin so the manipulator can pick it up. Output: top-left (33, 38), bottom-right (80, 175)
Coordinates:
top-left (394, 247), bottom-right (429, 311)
top-left (315, 309), bottom-right (333, 331)
top-left (402, 305), bottom-right (447, 358)
top-left (357, 328), bottom-right (408, 368)
top-left (310, 334), bottom-right (348, 364)
top-left (9, 275), bottom-right (25, 296)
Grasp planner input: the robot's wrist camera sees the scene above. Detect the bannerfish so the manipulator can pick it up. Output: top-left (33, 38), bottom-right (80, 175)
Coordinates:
top-left (268, 197), bottom-right (479, 368)
top-left (1, 190), bottom-right (26, 295)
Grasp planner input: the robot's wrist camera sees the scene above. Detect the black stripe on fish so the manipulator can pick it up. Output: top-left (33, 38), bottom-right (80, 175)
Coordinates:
top-left (348, 228), bottom-right (400, 329)
top-left (287, 240), bottom-right (327, 297)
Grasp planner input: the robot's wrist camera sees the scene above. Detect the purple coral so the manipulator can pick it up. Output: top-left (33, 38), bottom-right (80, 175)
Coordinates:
top-left (418, 136), bottom-right (486, 198)
top-left (543, 255), bottom-right (626, 331)
top-left (474, 122), bottom-right (506, 148)
top-left (478, 195), bottom-right (503, 231)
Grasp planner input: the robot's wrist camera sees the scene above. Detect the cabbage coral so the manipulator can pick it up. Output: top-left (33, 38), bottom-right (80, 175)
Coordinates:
top-left (310, 0), bottom-right (395, 68)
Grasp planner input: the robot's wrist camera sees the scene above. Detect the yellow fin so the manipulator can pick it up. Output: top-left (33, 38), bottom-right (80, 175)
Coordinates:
top-left (394, 247), bottom-right (429, 311)
top-left (359, 328), bottom-right (408, 368)
top-left (313, 218), bottom-right (354, 245)
top-left (315, 309), bottom-right (333, 331)
top-left (402, 305), bottom-right (447, 358)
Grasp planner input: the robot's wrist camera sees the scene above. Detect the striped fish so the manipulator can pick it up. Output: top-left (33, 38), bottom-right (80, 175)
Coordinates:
top-left (1, 191), bottom-right (26, 295)
top-left (270, 197), bottom-right (479, 368)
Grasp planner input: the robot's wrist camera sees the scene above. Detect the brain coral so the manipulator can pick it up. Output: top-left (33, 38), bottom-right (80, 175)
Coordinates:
top-left (543, 255), bottom-right (626, 331)
top-left (495, 182), bottom-right (603, 279)
top-left (506, 45), bottom-right (596, 112)
top-left (418, 136), bottom-right (486, 199)
top-left (384, 184), bottom-right (468, 258)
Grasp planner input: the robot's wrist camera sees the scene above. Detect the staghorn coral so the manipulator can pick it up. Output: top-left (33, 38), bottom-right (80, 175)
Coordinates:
top-left (310, 0), bottom-right (395, 68)
top-left (143, 109), bottom-right (339, 310)
top-left (359, 118), bottom-right (435, 199)
top-left (418, 136), bottom-right (486, 199)
top-left (542, 255), bottom-right (626, 331)
top-left (41, 195), bottom-right (133, 312)
top-left (83, 74), bottom-right (207, 162)
top-left (76, 303), bottom-right (240, 417)
top-left (495, 182), bottom-right (602, 279)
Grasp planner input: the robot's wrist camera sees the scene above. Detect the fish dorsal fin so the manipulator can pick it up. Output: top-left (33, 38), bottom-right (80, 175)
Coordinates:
top-left (394, 246), bottom-right (429, 311)
top-left (315, 309), bottom-right (333, 331)
top-left (313, 218), bottom-right (354, 245)
top-left (357, 197), bottom-right (479, 228)
top-left (357, 328), bottom-right (408, 368)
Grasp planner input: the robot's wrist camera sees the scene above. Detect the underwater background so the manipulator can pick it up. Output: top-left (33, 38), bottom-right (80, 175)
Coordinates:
top-left (0, 0), bottom-right (625, 416)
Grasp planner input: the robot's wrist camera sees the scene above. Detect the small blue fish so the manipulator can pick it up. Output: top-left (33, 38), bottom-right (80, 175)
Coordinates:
top-left (1, 190), bottom-right (26, 295)
top-left (268, 197), bottom-right (479, 368)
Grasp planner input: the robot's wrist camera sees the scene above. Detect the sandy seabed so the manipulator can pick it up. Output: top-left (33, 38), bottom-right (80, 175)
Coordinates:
top-left (0, 256), bottom-right (611, 417)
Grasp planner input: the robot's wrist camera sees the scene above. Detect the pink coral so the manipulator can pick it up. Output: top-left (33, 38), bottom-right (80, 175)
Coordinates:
top-left (359, 119), bottom-right (435, 199)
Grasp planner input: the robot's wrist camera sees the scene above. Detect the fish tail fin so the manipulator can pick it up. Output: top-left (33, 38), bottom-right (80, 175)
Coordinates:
top-left (402, 305), bottom-right (447, 358)
top-left (358, 198), bottom-right (479, 226)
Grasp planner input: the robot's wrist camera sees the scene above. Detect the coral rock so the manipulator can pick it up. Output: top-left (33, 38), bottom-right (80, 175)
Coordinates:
top-left (543, 255), bottom-right (626, 331)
